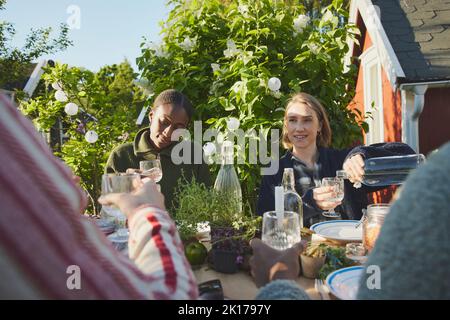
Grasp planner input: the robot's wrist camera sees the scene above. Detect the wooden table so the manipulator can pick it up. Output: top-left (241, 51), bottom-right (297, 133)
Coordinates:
top-left (194, 265), bottom-right (321, 300)
top-left (194, 234), bottom-right (350, 300)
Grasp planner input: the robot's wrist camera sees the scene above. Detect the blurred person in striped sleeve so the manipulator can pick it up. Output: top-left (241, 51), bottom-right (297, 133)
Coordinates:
top-left (0, 94), bottom-right (198, 299)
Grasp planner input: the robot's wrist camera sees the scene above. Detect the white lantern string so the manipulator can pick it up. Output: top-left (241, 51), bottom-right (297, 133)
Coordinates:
top-left (268, 77), bottom-right (281, 92)
top-left (55, 90), bottom-right (68, 102)
top-left (227, 117), bottom-right (240, 131)
top-left (85, 130), bottom-right (98, 143)
top-left (64, 102), bottom-right (79, 116)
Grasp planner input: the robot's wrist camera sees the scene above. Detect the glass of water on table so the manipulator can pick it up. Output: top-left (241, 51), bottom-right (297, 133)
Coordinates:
top-left (262, 211), bottom-right (301, 251)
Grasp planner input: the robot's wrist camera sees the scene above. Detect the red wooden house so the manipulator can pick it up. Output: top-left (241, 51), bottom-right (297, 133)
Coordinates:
top-left (346, 0), bottom-right (450, 202)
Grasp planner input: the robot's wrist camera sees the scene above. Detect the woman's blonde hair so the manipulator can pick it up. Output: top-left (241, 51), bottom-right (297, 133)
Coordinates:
top-left (281, 92), bottom-right (332, 149)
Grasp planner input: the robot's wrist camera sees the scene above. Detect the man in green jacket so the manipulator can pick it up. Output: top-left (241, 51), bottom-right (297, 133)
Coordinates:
top-left (105, 89), bottom-right (212, 214)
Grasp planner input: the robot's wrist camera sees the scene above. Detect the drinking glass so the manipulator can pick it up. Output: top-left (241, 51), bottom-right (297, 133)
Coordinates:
top-left (321, 177), bottom-right (344, 218)
top-left (261, 211), bottom-right (301, 251)
top-left (139, 159), bottom-right (163, 183)
top-left (101, 173), bottom-right (141, 234)
top-left (345, 243), bottom-right (367, 264)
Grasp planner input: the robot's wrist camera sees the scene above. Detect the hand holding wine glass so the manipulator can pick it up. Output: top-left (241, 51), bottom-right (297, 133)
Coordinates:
top-left (139, 159), bottom-right (163, 183)
top-left (101, 173), bottom-right (141, 232)
top-left (313, 177), bottom-right (344, 218)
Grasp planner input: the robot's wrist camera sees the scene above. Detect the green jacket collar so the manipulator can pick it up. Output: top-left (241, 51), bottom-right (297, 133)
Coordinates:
top-left (133, 127), bottom-right (177, 159)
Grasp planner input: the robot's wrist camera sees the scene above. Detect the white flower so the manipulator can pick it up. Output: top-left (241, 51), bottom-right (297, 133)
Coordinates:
top-left (64, 102), bottom-right (78, 116)
top-left (51, 82), bottom-right (62, 90)
top-left (226, 39), bottom-right (237, 50)
top-left (85, 130), bottom-right (98, 143)
top-left (147, 41), bottom-right (168, 58)
top-left (309, 43), bottom-right (320, 55)
top-left (55, 90), bottom-right (68, 102)
top-left (134, 78), bottom-right (154, 96)
top-left (322, 10), bottom-right (334, 24)
top-left (223, 40), bottom-right (241, 58)
top-left (272, 90), bottom-right (282, 99)
top-left (241, 51), bottom-right (253, 65)
top-left (238, 5), bottom-right (249, 18)
top-left (211, 63), bottom-right (220, 73)
top-left (223, 48), bottom-right (233, 58)
top-left (203, 142), bottom-right (217, 157)
top-left (180, 36), bottom-right (196, 51)
top-left (232, 81), bottom-right (243, 93)
top-left (268, 77), bottom-right (281, 92)
top-left (259, 78), bottom-right (266, 87)
top-left (227, 117), bottom-right (240, 131)
top-left (293, 14), bottom-right (310, 33)
top-left (238, 5), bottom-right (248, 14)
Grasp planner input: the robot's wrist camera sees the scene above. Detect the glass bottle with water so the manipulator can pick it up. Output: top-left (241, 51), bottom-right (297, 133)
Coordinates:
top-left (337, 154), bottom-right (426, 188)
top-left (282, 168), bottom-right (304, 229)
top-left (214, 141), bottom-right (242, 213)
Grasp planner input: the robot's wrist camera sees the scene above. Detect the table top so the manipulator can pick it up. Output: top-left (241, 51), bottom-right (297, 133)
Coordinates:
top-left (194, 233), bottom-right (353, 300)
top-left (194, 265), bottom-right (321, 300)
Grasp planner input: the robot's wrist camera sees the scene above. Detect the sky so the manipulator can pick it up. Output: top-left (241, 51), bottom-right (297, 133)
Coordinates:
top-left (1, 0), bottom-right (170, 72)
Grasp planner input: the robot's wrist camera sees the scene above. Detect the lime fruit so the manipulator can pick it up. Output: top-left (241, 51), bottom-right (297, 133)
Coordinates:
top-left (185, 241), bottom-right (208, 266)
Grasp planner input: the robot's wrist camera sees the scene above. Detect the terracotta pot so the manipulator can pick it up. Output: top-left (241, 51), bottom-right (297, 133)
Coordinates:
top-left (300, 255), bottom-right (326, 279)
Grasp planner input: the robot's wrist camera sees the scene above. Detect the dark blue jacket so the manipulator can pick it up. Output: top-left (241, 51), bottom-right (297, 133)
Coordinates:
top-left (256, 143), bottom-right (415, 227)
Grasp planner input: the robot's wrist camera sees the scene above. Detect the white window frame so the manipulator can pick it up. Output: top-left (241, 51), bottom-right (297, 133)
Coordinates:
top-left (360, 46), bottom-right (384, 145)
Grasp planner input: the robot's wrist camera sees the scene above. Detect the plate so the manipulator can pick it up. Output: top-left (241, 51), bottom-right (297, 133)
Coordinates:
top-left (326, 266), bottom-right (364, 300)
top-left (310, 220), bottom-right (362, 242)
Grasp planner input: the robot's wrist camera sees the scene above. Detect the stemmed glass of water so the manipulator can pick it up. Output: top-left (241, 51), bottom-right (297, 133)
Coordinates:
top-left (139, 159), bottom-right (163, 183)
top-left (101, 173), bottom-right (141, 234)
top-left (320, 177), bottom-right (344, 218)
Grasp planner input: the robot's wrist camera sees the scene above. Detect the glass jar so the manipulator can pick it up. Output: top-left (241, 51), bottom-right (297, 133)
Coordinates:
top-left (363, 204), bottom-right (391, 253)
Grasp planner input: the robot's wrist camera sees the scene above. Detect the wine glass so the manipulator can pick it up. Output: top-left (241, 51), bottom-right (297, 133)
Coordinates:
top-left (139, 159), bottom-right (162, 183)
top-left (321, 177), bottom-right (344, 218)
top-left (101, 173), bottom-right (141, 234)
top-left (261, 211), bottom-right (301, 251)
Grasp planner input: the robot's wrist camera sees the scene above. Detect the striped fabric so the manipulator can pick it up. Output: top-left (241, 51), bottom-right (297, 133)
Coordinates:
top-left (0, 95), bottom-right (198, 299)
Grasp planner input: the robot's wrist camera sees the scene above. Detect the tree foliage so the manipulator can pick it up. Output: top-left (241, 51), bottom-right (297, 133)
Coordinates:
top-left (0, 0), bottom-right (72, 91)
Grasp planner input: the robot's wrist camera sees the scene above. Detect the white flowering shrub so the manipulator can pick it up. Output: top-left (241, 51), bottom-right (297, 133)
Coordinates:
top-left (137, 0), bottom-right (364, 212)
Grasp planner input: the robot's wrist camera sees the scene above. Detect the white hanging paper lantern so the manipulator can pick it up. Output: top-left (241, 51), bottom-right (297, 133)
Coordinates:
top-left (268, 77), bottom-right (281, 92)
top-left (227, 117), bottom-right (240, 131)
top-left (203, 142), bottom-right (216, 157)
top-left (85, 130), bottom-right (98, 143)
top-left (64, 102), bottom-right (79, 116)
top-left (55, 90), bottom-right (68, 102)
top-left (52, 82), bottom-right (62, 90)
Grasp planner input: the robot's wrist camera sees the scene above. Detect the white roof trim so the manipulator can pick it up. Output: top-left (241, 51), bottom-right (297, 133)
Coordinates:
top-left (23, 59), bottom-right (48, 98)
top-left (346, 0), bottom-right (405, 90)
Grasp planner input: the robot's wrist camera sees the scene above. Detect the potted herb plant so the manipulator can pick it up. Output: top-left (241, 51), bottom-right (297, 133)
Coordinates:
top-left (173, 177), bottom-right (261, 273)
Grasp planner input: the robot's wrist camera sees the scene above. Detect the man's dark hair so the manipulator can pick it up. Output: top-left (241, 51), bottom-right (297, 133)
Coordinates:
top-left (153, 89), bottom-right (194, 120)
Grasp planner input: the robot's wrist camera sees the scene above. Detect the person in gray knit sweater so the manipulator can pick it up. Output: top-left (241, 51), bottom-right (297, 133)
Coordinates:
top-left (253, 142), bottom-right (450, 300)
